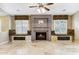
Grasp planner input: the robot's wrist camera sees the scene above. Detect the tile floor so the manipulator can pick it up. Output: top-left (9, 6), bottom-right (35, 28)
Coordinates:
top-left (0, 40), bottom-right (79, 55)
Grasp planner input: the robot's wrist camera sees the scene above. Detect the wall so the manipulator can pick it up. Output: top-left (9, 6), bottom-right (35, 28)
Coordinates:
top-left (1, 16), bottom-right (9, 32)
top-left (68, 16), bottom-right (72, 29)
top-left (0, 32), bottom-right (9, 45)
top-left (72, 12), bottom-right (79, 41)
top-left (10, 16), bottom-right (15, 30)
top-left (0, 16), bottom-right (10, 45)
top-left (51, 16), bottom-right (54, 31)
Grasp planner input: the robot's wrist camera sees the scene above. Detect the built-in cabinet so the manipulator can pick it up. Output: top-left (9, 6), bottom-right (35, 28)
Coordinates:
top-left (51, 35), bottom-right (72, 42)
top-left (11, 35), bottom-right (31, 42)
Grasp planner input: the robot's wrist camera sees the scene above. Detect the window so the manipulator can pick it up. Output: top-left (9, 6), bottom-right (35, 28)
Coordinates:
top-left (54, 20), bottom-right (67, 34)
top-left (16, 20), bottom-right (29, 34)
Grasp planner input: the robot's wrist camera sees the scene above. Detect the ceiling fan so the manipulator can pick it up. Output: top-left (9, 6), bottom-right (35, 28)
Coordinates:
top-left (29, 3), bottom-right (53, 11)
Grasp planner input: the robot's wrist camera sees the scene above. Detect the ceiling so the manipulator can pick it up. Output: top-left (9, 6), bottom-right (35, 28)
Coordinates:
top-left (0, 3), bottom-right (79, 15)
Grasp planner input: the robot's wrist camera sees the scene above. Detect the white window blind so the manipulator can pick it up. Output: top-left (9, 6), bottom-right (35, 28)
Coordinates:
top-left (54, 20), bottom-right (67, 34)
top-left (16, 20), bottom-right (29, 34)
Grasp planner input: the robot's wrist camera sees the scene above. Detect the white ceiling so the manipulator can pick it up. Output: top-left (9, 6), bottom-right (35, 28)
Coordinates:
top-left (0, 3), bottom-right (79, 15)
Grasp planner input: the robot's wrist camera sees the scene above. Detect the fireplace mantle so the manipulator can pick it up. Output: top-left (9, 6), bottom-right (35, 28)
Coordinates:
top-left (31, 15), bottom-right (52, 41)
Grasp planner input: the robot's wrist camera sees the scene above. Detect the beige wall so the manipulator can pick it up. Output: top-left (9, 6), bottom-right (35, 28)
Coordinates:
top-left (0, 16), bottom-right (14, 31)
top-left (0, 16), bottom-right (9, 32)
top-left (72, 12), bottom-right (79, 41)
top-left (68, 15), bottom-right (72, 29)
top-left (10, 16), bottom-right (15, 30)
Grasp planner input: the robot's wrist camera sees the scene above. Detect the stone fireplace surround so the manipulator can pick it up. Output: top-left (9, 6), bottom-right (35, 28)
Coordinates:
top-left (31, 15), bottom-right (51, 41)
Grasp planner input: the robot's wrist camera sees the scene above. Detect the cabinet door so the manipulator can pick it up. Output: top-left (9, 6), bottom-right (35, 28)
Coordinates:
top-left (51, 36), bottom-right (57, 42)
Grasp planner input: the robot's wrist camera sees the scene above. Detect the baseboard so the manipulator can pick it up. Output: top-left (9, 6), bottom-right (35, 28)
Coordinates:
top-left (0, 41), bottom-right (9, 45)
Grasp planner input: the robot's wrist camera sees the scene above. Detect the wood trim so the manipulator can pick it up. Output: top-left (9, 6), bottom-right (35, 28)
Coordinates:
top-left (67, 29), bottom-right (74, 42)
top-left (67, 29), bottom-right (74, 35)
top-left (53, 15), bottom-right (68, 20)
top-left (15, 15), bottom-right (29, 20)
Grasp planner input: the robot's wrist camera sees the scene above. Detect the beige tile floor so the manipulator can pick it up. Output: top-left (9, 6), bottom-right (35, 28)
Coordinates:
top-left (0, 40), bottom-right (79, 55)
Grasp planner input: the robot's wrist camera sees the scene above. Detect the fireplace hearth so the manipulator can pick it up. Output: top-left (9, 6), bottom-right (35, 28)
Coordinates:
top-left (36, 32), bottom-right (46, 40)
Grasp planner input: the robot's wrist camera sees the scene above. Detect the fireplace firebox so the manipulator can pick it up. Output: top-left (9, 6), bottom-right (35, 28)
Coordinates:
top-left (36, 32), bottom-right (46, 40)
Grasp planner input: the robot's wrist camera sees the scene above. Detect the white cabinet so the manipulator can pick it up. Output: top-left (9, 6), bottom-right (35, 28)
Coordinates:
top-left (51, 35), bottom-right (72, 43)
top-left (11, 35), bottom-right (31, 42)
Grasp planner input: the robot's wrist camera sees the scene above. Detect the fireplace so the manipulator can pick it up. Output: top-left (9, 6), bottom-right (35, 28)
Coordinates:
top-left (36, 32), bottom-right (46, 40)
top-left (31, 15), bottom-right (51, 41)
